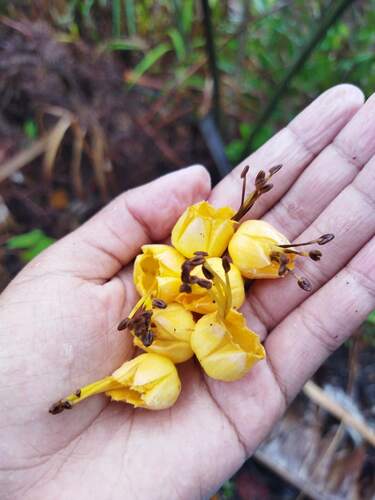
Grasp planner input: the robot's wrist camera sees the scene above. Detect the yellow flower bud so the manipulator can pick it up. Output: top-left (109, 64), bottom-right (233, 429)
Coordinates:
top-left (133, 244), bottom-right (185, 303)
top-left (108, 353), bottom-right (181, 410)
top-left (133, 303), bottom-right (195, 363)
top-left (228, 219), bottom-right (295, 279)
top-left (176, 257), bottom-right (245, 314)
top-left (191, 309), bottom-right (265, 382)
top-left (49, 353), bottom-right (181, 414)
top-left (171, 201), bottom-right (236, 258)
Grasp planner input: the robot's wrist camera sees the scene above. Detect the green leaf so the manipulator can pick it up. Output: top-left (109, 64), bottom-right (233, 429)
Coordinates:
top-left (181, 0), bottom-right (194, 34)
top-left (6, 229), bottom-right (55, 262)
top-left (6, 230), bottom-right (45, 250)
top-left (168, 28), bottom-right (186, 61)
top-left (129, 42), bottom-right (171, 86)
top-left (24, 119), bottom-right (38, 140)
top-left (368, 310), bottom-right (375, 325)
top-left (20, 237), bottom-right (55, 263)
top-left (105, 37), bottom-right (147, 52)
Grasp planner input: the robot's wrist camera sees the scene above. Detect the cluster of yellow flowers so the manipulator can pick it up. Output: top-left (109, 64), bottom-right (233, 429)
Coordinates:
top-left (50, 165), bottom-right (334, 415)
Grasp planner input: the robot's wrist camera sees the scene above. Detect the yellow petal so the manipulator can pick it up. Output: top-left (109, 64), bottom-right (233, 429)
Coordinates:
top-left (110, 353), bottom-right (181, 410)
top-left (133, 244), bottom-right (184, 301)
top-left (229, 219), bottom-right (294, 279)
top-left (191, 309), bottom-right (265, 381)
top-left (171, 201), bottom-right (235, 258)
top-left (133, 303), bottom-right (195, 363)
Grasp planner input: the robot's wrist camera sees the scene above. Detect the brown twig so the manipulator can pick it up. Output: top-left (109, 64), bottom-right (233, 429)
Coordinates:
top-left (303, 380), bottom-right (375, 447)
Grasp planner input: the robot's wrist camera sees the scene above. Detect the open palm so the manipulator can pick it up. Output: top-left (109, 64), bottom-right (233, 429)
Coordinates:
top-left (1, 85), bottom-right (374, 500)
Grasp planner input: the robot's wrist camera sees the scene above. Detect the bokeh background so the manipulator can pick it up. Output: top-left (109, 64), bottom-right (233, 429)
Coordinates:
top-left (0, 1), bottom-right (374, 498)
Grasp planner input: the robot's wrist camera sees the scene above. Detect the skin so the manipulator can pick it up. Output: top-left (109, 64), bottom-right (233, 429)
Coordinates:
top-left (1, 84), bottom-right (374, 500)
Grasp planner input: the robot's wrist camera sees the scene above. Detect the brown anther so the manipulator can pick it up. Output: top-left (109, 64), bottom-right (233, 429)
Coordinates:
top-left (278, 253), bottom-right (289, 276)
top-left (196, 279), bottom-right (213, 289)
top-left (309, 250), bottom-right (322, 261)
top-left (117, 318), bottom-right (130, 331)
top-left (241, 165), bottom-right (250, 178)
top-left (202, 266), bottom-right (214, 280)
top-left (259, 183), bottom-right (273, 194)
top-left (269, 164), bottom-right (282, 176)
top-left (142, 330), bottom-right (154, 347)
top-left (180, 283), bottom-right (192, 293)
top-left (49, 401), bottom-right (66, 415)
top-left (189, 256), bottom-right (206, 266)
top-left (278, 263), bottom-right (287, 276)
top-left (279, 254), bottom-right (289, 265)
top-left (181, 267), bottom-right (191, 283)
top-left (240, 165), bottom-right (250, 206)
top-left (75, 389), bottom-right (81, 398)
top-left (222, 255), bottom-right (231, 273)
top-left (194, 251), bottom-right (208, 257)
top-left (297, 277), bottom-right (312, 292)
top-left (152, 298), bottom-right (167, 309)
top-left (142, 311), bottom-right (153, 321)
top-left (317, 233), bottom-right (335, 245)
top-left (255, 170), bottom-right (266, 187)
top-left (270, 251), bottom-right (281, 262)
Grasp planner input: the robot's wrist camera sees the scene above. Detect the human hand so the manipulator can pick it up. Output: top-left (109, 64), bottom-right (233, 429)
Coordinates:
top-left (1, 85), bottom-right (374, 500)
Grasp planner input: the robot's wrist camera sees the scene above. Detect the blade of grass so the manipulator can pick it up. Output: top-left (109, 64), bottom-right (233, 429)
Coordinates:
top-left (112, 0), bottom-right (122, 37)
top-left (124, 0), bottom-right (136, 36)
top-left (128, 42), bottom-right (171, 88)
top-left (168, 28), bottom-right (186, 61)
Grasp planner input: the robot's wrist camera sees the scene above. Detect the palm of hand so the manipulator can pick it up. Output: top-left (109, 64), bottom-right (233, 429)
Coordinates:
top-left (1, 86), bottom-right (375, 500)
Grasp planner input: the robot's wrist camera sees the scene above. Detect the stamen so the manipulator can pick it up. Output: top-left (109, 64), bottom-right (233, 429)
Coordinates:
top-left (196, 278), bottom-right (212, 289)
top-left (288, 269), bottom-right (312, 292)
top-left (180, 282), bottom-right (192, 293)
top-left (269, 164), bottom-right (282, 176)
top-left (117, 318), bottom-right (130, 331)
top-left (142, 330), bottom-right (154, 347)
top-left (297, 277), bottom-right (312, 292)
top-left (221, 255), bottom-right (231, 274)
top-left (232, 164), bottom-right (283, 222)
top-left (49, 376), bottom-right (118, 415)
top-left (255, 170), bottom-right (266, 187)
top-left (278, 233), bottom-right (335, 249)
top-left (202, 265), bottom-right (214, 280)
top-left (309, 250), bottom-right (322, 261)
top-left (240, 165), bottom-right (250, 207)
top-left (317, 234), bottom-right (335, 245)
top-left (152, 298), bottom-right (167, 309)
top-left (278, 254), bottom-right (289, 276)
top-left (259, 183), bottom-right (273, 194)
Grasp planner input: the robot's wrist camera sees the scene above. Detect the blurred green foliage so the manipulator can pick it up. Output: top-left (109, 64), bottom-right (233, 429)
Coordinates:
top-left (6, 229), bottom-right (55, 262)
top-left (3, 0), bottom-right (374, 164)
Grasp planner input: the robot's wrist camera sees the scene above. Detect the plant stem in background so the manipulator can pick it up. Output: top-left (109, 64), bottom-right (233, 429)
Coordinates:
top-left (112, 0), bottom-right (122, 37)
top-left (242, 0), bottom-right (357, 157)
top-left (201, 0), bottom-right (222, 132)
top-left (124, 0), bottom-right (136, 36)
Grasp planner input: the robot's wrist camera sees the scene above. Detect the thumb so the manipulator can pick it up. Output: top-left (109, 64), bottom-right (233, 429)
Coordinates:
top-left (23, 165), bottom-right (211, 281)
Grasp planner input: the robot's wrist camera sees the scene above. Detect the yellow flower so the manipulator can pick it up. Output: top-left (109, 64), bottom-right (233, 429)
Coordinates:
top-left (171, 201), bottom-right (236, 258)
top-left (133, 303), bottom-right (195, 363)
top-left (228, 219), bottom-right (296, 279)
top-left (191, 309), bottom-right (265, 382)
top-left (176, 257), bottom-right (245, 314)
top-left (49, 353), bottom-right (181, 413)
top-left (133, 244), bottom-right (185, 303)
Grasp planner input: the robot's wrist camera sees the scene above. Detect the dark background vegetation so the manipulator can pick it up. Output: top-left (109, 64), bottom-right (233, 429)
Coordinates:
top-left (0, 1), bottom-right (374, 498)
